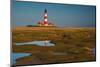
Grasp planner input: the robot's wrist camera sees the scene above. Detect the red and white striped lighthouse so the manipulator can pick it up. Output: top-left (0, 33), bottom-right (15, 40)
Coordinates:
top-left (37, 9), bottom-right (54, 26)
top-left (44, 9), bottom-right (48, 26)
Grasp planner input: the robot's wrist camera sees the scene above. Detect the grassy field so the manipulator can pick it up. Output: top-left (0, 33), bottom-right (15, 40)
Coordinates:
top-left (12, 27), bottom-right (96, 66)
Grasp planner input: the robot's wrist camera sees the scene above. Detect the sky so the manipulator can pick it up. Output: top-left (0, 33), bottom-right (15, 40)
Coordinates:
top-left (11, 0), bottom-right (96, 27)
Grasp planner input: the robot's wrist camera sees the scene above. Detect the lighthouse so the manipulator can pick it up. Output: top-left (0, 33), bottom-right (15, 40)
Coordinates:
top-left (44, 9), bottom-right (48, 26)
top-left (37, 9), bottom-right (54, 27)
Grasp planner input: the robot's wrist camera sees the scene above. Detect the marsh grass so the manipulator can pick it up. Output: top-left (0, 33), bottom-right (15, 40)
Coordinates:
top-left (12, 27), bottom-right (96, 65)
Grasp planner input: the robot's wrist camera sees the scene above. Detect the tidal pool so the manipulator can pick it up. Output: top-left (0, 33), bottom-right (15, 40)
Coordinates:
top-left (11, 53), bottom-right (31, 64)
top-left (16, 40), bottom-right (55, 46)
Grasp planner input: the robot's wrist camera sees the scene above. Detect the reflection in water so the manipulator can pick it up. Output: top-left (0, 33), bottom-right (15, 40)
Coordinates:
top-left (16, 40), bottom-right (55, 46)
top-left (12, 53), bottom-right (31, 64)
